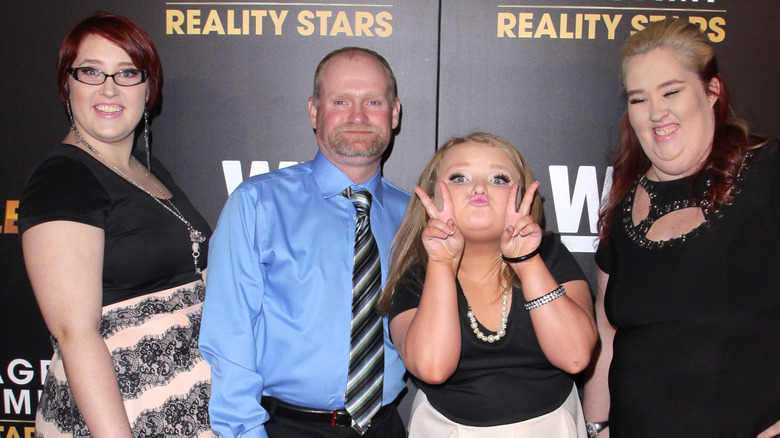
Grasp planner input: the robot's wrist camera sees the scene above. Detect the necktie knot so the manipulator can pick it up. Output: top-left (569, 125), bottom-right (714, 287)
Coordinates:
top-left (342, 188), bottom-right (372, 218)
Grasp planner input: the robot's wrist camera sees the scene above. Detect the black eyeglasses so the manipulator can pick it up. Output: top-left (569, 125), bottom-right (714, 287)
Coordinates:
top-left (67, 67), bottom-right (148, 86)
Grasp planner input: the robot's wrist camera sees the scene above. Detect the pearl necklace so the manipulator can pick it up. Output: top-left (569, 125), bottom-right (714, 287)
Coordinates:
top-left (466, 289), bottom-right (510, 343)
top-left (70, 125), bottom-right (206, 274)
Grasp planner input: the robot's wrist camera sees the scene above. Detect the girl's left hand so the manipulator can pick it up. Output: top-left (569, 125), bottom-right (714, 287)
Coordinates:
top-left (500, 181), bottom-right (541, 260)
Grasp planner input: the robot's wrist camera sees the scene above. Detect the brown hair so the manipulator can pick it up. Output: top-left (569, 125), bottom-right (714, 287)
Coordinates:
top-left (378, 132), bottom-right (543, 314)
top-left (599, 18), bottom-right (761, 240)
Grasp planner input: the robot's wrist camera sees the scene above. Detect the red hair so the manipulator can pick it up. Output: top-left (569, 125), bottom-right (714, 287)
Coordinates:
top-left (599, 19), bottom-right (756, 240)
top-left (57, 13), bottom-right (163, 111)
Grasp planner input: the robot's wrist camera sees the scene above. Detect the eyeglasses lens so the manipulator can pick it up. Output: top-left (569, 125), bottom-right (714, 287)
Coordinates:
top-left (74, 68), bottom-right (145, 86)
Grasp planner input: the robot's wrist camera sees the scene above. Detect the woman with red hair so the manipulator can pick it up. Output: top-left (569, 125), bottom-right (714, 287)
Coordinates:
top-left (19, 13), bottom-right (213, 437)
top-left (583, 18), bottom-right (779, 438)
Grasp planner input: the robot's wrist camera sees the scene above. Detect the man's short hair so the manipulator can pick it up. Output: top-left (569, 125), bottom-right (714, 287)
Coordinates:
top-left (311, 47), bottom-right (397, 106)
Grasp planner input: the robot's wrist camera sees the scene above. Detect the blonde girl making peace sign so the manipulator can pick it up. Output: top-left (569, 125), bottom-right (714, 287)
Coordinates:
top-left (379, 133), bottom-right (596, 437)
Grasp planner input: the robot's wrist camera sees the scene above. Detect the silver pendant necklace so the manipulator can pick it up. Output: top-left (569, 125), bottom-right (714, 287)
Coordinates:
top-left (70, 125), bottom-right (206, 274)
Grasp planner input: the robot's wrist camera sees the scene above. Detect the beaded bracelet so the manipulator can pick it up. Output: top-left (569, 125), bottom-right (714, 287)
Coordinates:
top-left (524, 285), bottom-right (566, 310)
top-left (586, 421), bottom-right (609, 437)
top-left (501, 246), bottom-right (540, 263)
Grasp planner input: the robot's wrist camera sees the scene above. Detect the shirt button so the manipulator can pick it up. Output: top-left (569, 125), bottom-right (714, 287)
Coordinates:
top-left (341, 392), bottom-right (346, 399)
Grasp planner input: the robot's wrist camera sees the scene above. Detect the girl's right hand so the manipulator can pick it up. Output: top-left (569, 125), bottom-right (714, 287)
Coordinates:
top-left (415, 182), bottom-right (464, 265)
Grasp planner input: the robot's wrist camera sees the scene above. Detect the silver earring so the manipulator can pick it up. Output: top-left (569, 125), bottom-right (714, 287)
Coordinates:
top-left (65, 100), bottom-right (82, 145)
top-left (66, 100), bottom-right (74, 126)
top-left (143, 111), bottom-right (151, 172)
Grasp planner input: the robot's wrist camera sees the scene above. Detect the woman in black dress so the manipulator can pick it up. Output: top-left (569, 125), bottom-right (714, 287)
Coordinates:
top-left (20, 13), bottom-right (213, 437)
top-left (583, 18), bottom-right (780, 438)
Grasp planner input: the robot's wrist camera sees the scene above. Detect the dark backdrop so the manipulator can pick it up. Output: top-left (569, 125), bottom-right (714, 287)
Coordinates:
top-left (1, 0), bottom-right (777, 431)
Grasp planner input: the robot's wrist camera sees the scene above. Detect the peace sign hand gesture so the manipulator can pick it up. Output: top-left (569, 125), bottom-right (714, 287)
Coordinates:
top-left (501, 181), bottom-right (542, 261)
top-left (415, 182), bottom-right (464, 267)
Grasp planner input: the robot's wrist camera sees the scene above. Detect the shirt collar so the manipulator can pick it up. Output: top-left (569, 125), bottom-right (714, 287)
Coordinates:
top-left (312, 151), bottom-right (385, 207)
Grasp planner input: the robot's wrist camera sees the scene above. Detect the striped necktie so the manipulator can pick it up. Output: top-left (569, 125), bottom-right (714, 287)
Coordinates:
top-left (342, 188), bottom-right (384, 435)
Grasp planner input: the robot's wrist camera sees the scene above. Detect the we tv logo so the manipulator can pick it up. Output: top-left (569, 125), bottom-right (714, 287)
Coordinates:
top-left (221, 160), bottom-right (299, 195)
top-left (548, 165), bottom-right (613, 253)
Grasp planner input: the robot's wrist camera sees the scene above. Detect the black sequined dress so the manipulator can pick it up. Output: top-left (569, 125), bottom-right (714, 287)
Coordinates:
top-left (596, 143), bottom-right (780, 437)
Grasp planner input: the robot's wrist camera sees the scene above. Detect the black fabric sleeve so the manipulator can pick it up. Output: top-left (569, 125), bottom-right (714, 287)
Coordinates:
top-left (541, 232), bottom-right (588, 284)
top-left (18, 156), bottom-right (110, 233)
top-left (387, 267), bottom-right (425, 323)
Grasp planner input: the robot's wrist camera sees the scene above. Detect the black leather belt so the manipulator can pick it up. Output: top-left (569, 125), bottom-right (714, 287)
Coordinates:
top-left (261, 396), bottom-right (353, 427)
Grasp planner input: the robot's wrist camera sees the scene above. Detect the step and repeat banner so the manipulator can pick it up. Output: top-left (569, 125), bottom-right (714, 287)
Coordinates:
top-left (1, 0), bottom-right (778, 433)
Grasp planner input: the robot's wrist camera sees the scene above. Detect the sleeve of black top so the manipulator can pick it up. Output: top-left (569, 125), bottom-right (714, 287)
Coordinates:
top-left (540, 233), bottom-right (588, 285)
top-left (18, 156), bottom-right (111, 234)
top-left (387, 267), bottom-right (425, 322)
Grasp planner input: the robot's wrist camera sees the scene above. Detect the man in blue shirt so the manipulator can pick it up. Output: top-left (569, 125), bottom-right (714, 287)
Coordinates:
top-left (199, 47), bottom-right (409, 438)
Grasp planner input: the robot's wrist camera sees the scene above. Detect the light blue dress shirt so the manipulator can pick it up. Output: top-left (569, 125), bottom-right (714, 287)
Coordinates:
top-left (199, 151), bottom-right (410, 438)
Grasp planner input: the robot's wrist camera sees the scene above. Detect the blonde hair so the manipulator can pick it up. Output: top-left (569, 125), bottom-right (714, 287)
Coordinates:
top-left (620, 18), bottom-right (715, 86)
top-left (377, 132), bottom-right (543, 313)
